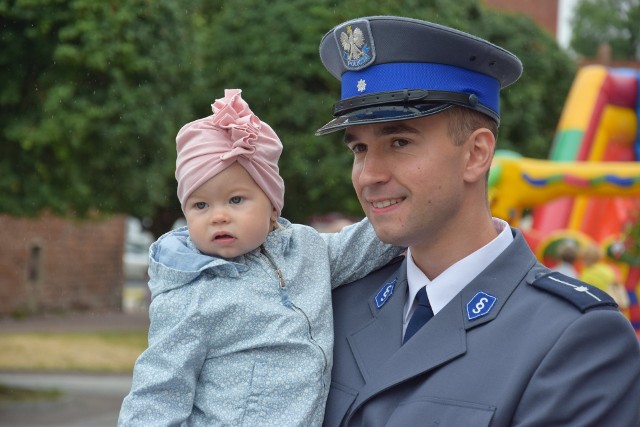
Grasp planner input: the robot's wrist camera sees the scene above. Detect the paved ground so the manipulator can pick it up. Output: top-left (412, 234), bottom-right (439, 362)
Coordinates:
top-left (0, 310), bottom-right (149, 427)
top-left (0, 310), bottom-right (149, 333)
top-left (0, 372), bottom-right (132, 427)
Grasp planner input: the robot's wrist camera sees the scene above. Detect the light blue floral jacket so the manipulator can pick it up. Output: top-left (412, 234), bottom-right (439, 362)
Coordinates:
top-left (118, 218), bottom-right (402, 426)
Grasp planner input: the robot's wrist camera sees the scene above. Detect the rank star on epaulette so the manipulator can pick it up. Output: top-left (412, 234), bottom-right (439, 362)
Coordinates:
top-left (530, 272), bottom-right (618, 312)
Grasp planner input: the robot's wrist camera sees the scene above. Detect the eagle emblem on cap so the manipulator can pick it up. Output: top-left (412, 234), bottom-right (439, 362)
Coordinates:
top-left (338, 23), bottom-right (373, 69)
top-left (341, 26), bottom-right (365, 60)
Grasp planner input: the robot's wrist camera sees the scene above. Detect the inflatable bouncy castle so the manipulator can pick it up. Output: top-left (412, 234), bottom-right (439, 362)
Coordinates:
top-left (489, 65), bottom-right (640, 333)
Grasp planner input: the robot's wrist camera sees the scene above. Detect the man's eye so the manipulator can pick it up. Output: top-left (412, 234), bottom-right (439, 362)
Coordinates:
top-left (195, 202), bottom-right (207, 209)
top-left (392, 139), bottom-right (409, 148)
top-left (349, 143), bottom-right (366, 153)
top-left (230, 196), bottom-right (243, 204)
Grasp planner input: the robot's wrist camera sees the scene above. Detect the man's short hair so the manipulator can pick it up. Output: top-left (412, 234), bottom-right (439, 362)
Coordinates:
top-left (445, 106), bottom-right (498, 146)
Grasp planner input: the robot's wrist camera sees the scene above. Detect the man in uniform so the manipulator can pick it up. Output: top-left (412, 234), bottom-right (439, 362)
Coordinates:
top-left (315, 16), bottom-right (640, 426)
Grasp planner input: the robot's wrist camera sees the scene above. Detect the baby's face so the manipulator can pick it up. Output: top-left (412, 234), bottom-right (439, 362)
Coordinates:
top-left (184, 163), bottom-right (276, 258)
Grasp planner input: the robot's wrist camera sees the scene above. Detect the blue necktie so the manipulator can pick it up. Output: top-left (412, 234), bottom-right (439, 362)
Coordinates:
top-left (403, 287), bottom-right (434, 344)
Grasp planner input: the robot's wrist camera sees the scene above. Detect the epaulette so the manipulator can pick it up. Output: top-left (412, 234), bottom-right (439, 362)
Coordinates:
top-left (530, 272), bottom-right (618, 312)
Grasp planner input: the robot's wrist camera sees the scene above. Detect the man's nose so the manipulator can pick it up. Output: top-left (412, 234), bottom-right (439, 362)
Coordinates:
top-left (357, 153), bottom-right (390, 186)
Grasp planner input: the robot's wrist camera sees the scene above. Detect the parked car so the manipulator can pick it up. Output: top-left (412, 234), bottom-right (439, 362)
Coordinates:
top-left (123, 217), bottom-right (154, 312)
top-left (123, 241), bottom-right (150, 281)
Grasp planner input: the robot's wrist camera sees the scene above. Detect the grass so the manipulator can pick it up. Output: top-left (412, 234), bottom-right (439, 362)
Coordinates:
top-left (0, 330), bottom-right (148, 373)
top-left (0, 330), bottom-right (147, 403)
top-left (0, 383), bottom-right (62, 402)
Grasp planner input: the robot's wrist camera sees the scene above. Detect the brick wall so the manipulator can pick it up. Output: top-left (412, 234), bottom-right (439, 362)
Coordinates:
top-left (483, 0), bottom-right (559, 36)
top-left (0, 212), bottom-right (126, 316)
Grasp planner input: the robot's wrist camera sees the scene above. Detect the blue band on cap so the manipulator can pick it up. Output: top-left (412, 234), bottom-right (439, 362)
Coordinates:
top-left (341, 62), bottom-right (501, 116)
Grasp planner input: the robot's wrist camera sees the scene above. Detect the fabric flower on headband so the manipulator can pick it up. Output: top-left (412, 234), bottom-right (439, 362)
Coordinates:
top-left (175, 89), bottom-right (285, 215)
top-left (212, 90), bottom-right (260, 161)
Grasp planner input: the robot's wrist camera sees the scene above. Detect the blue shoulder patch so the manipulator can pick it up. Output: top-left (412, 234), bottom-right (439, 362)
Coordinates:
top-left (530, 272), bottom-right (618, 312)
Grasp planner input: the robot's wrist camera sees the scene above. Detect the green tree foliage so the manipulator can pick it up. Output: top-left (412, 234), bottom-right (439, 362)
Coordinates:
top-left (0, 0), bottom-right (204, 222)
top-left (472, 11), bottom-right (577, 158)
top-left (206, 0), bottom-right (576, 222)
top-left (0, 0), bottom-right (575, 233)
top-left (570, 0), bottom-right (640, 60)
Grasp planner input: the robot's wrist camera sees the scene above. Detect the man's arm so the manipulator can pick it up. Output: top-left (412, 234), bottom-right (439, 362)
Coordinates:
top-left (513, 308), bottom-right (640, 425)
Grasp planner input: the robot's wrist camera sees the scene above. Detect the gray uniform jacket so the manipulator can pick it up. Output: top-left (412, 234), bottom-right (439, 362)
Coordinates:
top-left (325, 229), bottom-right (640, 426)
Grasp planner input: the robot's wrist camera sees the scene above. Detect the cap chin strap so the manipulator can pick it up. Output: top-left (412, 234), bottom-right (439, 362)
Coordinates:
top-left (334, 89), bottom-right (468, 114)
top-left (333, 89), bottom-right (498, 123)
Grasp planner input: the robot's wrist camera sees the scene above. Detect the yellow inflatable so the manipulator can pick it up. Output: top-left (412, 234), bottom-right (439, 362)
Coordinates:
top-left (488, 65), bottom-right (640, 332)
top-left (490, 157), bottom-right (640, 225)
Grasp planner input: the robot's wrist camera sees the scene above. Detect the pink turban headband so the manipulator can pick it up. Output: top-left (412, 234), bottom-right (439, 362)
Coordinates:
top-left (175, 89), bottom-right (285, 215)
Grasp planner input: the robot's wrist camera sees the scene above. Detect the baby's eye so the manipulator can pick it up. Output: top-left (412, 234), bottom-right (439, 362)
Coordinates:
top-left (230, 196), bottom-right (243, 205)
top-left (195, 202), bottom-right (208, 210)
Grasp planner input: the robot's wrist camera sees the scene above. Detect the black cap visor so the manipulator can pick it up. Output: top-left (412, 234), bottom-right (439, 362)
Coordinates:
top-left (316, 103), bottom-right (455, 135)
top-left (315, 89), bottom-right (498, 136)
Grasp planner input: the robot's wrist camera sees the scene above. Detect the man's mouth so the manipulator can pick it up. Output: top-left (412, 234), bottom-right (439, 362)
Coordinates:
top-left (371, 198), bottom-right (403, 209)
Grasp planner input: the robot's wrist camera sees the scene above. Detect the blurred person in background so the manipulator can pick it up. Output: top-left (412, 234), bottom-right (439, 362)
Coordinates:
top-left (553, 240), bottom-right (579, 278)
top-left (580, 243), bottom-right (630, 310)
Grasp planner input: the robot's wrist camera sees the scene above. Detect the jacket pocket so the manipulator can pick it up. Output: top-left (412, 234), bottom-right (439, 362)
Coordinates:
top-left (323, 381), bottom-right (357, 427)
top-left (386, 397), bottom-right (495, 426)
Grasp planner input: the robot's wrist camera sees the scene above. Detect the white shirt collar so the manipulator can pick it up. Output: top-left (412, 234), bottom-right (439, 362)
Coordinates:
top-left (404, 218), bottom-right (513, 327)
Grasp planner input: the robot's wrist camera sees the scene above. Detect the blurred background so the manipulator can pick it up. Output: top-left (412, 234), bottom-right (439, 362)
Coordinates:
top-left (0, 0), bottom-right (588, 318)
top-left (1, 0), bottom-right (640, 423)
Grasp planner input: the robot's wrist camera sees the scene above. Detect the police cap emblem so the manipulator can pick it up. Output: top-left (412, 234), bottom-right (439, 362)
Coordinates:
top-left (334, 19), bottom-right (375, 71)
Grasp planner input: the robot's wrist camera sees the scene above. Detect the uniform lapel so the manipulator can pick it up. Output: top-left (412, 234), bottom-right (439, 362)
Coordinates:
top-left (351, 294), bottom-right (467, 410)
top-left (346, 260), bottom-right (408, 384)
top-left (344, 257), bottom-right (468, 399)
top-left (346, 228), bottom-right (538, 415)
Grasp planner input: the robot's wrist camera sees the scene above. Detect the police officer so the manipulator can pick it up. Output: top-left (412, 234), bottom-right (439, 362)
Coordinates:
top-left (316, 16), bottom-right (640, 426)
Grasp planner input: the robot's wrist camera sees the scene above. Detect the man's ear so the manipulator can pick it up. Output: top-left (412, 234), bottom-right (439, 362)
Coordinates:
top-left (463, 128), bottom-right (495, 183)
